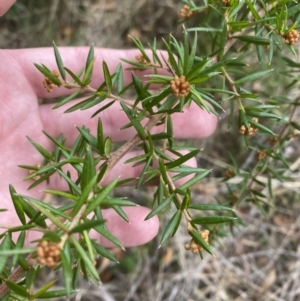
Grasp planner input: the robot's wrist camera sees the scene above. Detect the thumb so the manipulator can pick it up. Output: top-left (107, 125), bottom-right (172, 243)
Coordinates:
top-left (0, 0), bottom-right (16, 16)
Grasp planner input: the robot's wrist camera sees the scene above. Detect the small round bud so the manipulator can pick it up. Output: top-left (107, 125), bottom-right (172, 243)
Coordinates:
top-left (37, 258), bottom-right (46, 265)
top-left (52, 70), bottom-right (60, 77)
top-left (170, 76), bottom-right (191, 98)
top-left (283, 29), bottom-right (299, 45)
top-left (185, 243), bottom-right (191, 250)
top-left (37, 246), bottom-right (44, 258)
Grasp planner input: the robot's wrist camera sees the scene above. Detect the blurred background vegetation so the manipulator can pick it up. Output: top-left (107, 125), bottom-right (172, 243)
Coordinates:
top-left (1, 1), bottom-right (300, 301)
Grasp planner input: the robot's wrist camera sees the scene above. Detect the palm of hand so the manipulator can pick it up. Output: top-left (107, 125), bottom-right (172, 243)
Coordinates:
top-left (0, 48), bottom-right (217, 247)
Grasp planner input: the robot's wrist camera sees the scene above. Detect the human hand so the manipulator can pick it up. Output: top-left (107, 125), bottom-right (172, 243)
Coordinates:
top-left (0, 47), bottom-right (217, 247)
top-left (0, 0), bottom-right (16, 16)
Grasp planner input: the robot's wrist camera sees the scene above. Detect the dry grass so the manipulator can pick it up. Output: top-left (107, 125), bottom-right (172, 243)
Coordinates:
top-left (1, 1), bottom-right (300, 300)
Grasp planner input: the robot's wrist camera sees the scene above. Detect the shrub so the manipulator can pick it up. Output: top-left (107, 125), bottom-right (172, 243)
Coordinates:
top-left (1, 1), bottom-right (299, 299)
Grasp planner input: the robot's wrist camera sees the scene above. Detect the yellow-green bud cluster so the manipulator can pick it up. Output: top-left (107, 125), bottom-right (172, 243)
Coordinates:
top-left (43, 70), bottom-right (59, 93)
top-left (185, 229), bottom-right (210, 254)
top-left (170, 76), bottom-right (190, 98)
top-left (37, 240), bottom-right (60, 268)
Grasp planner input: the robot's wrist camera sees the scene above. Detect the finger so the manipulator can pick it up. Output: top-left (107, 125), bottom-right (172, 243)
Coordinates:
top-left (48, 150), bottom-right (197, 191)
top-left (90, 207), bottom-right (159, 248)
top-left (39, 101), bottom-right (217, 143)
top-left (8, 47), bottom-right (168, 98)
top-left (24, 206), bottom-right (159, 248)
top-left (0, 0), bottom-right (15, 16)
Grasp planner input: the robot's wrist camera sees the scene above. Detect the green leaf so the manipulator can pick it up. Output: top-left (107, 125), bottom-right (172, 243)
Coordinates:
top-left (181, 189), bottom-right (190, 211)
top-left (104, 137), bottom-right (112, 157)
top-left (26, 171), bottom-right (56, 190)
top-left (44, 189), bottom-right (78, 201)
top-left (25, 198), bottom-right (70, 232)
top-left (34, 63), bottom-right (62, 85)
top-left (187, 26), bottom-right (222, 32)
top-left (145, 194), bottom-right (173, 220)
top-left (27, 137), bottom-right (52, 160)
top-left (233, 35), bottom-right (270, 45)
top-left (53, 41), bottom-right (66, 80)
top-left (178, 170), bottom-right (211, 190)
top-left (185, 59), bottom-right (209, 81)
top-left (158, 158), bottom-right (169, 185)
top-left (85, 179), bottom-right (119, 215)
top-left (159, 211), bottom-right (181, 247)
top-left (64, 95), bottom-right (97, 113)
top-left (32, 280), bottom-right (56, 299)
top-left (245, 0), bottom-right (260, 20)
top-left (56, 169), bottom-right (81, 195)
top-left (91, 241), bottom-right (118, 262)
top-left (43, 231), bottom-right (61, 243)
top-left (64, 67), bottom-right (83, 86)
top-left (112, 205), bottom-right (129, 222)
top-left (71, 237), bottom-right (100, 283)
top-left (191, 216), bottom-right (237, 225)
top-left (191, 88), bottom-right (210, 112)
top-left (70, 219), bottom-right (105, 233)
top-left (53, 90), bottom-right (81, 109)
top-left (22, 201), bottom-right (47, 228)
top-left (91, 100), bottom-right (115, 118)
top-left (116, 63), bottom-right (124, 93)
top-left (83, 57), bottom-right (96, 85)
top-left (121, 58), bottom-right (150, 70)
top-left (98, 198), bottom-right (136, 207)
top-left (0, 235), bottom-right (11, 273)
top-left (13, 231), bottom-right (26, 266)
top-left (94, 223), bottom-right (124, 249)
top-left (136, 156), bottom-right (152, 188)
top-left (6, 281), bottom-right (30, 298)
top-left (249, 119), bottom-right (275, 135)
top-left (189, 229), bottom-right (213, 255)
top-left (144, 88), bottom-right (170, 109)
top-left (59, 245), bottom-right (72, 298)
top-left (9, 185), bottom-right (26, 225)
top-left (42, 130), bottom-right (68, 151)
top-left (150, 132), bottom-right (171, 140)
top-left (288, 3), bottom-right (300, 17)
top-left (84, 44), bottom-right (95, 76)
top-left (7, 224), bottom-right (35, 233)
top-left (165, 149), bottom-right (200, 169)
top-left (183, 30), bottom-right (189, 74)
top-left (19, 195), bottom-right (70, 220)
top-left (103, 61), bottom-right (113, 93)
top-left (127, 36), bottom-right (151, 63)
top-left (35, 290), bottom-right (73, 299)
top-left (189, 203), bottom-right (234, 212)
top-left (169, 166), bottom-right (207, 173)
top-left (290, 121), bottom-right (300, 131)
top-left (235, 69), bottom-right (273, 85)
top-left (218, 21), bottom-right (227, 61)
top-left (25, 268), bottom-right (36, 290)
top-left (97, 118), bottom-right (105, 155)
top-left (72, 174), bottom-right (97, 217)
top-left (81, 145), bottom-right (96, 190)
top-left (162, 38), bottom-right (181, 75)
top-left (120, 102), bottom-right (146, 139)
top-left (124, 153), bottom-right (150, 164)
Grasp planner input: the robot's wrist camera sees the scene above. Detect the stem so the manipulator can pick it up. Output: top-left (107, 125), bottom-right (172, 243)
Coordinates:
top-left (0, 254), bottom-right (35, 297)
top-left (106, 113), bottom-right (164, 173)
top-left (221, 66), bottom-right (244, 112)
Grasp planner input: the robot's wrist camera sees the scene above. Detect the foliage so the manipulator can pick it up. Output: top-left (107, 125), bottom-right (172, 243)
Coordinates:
top-left (1, 0), bottom-right (300, 299)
